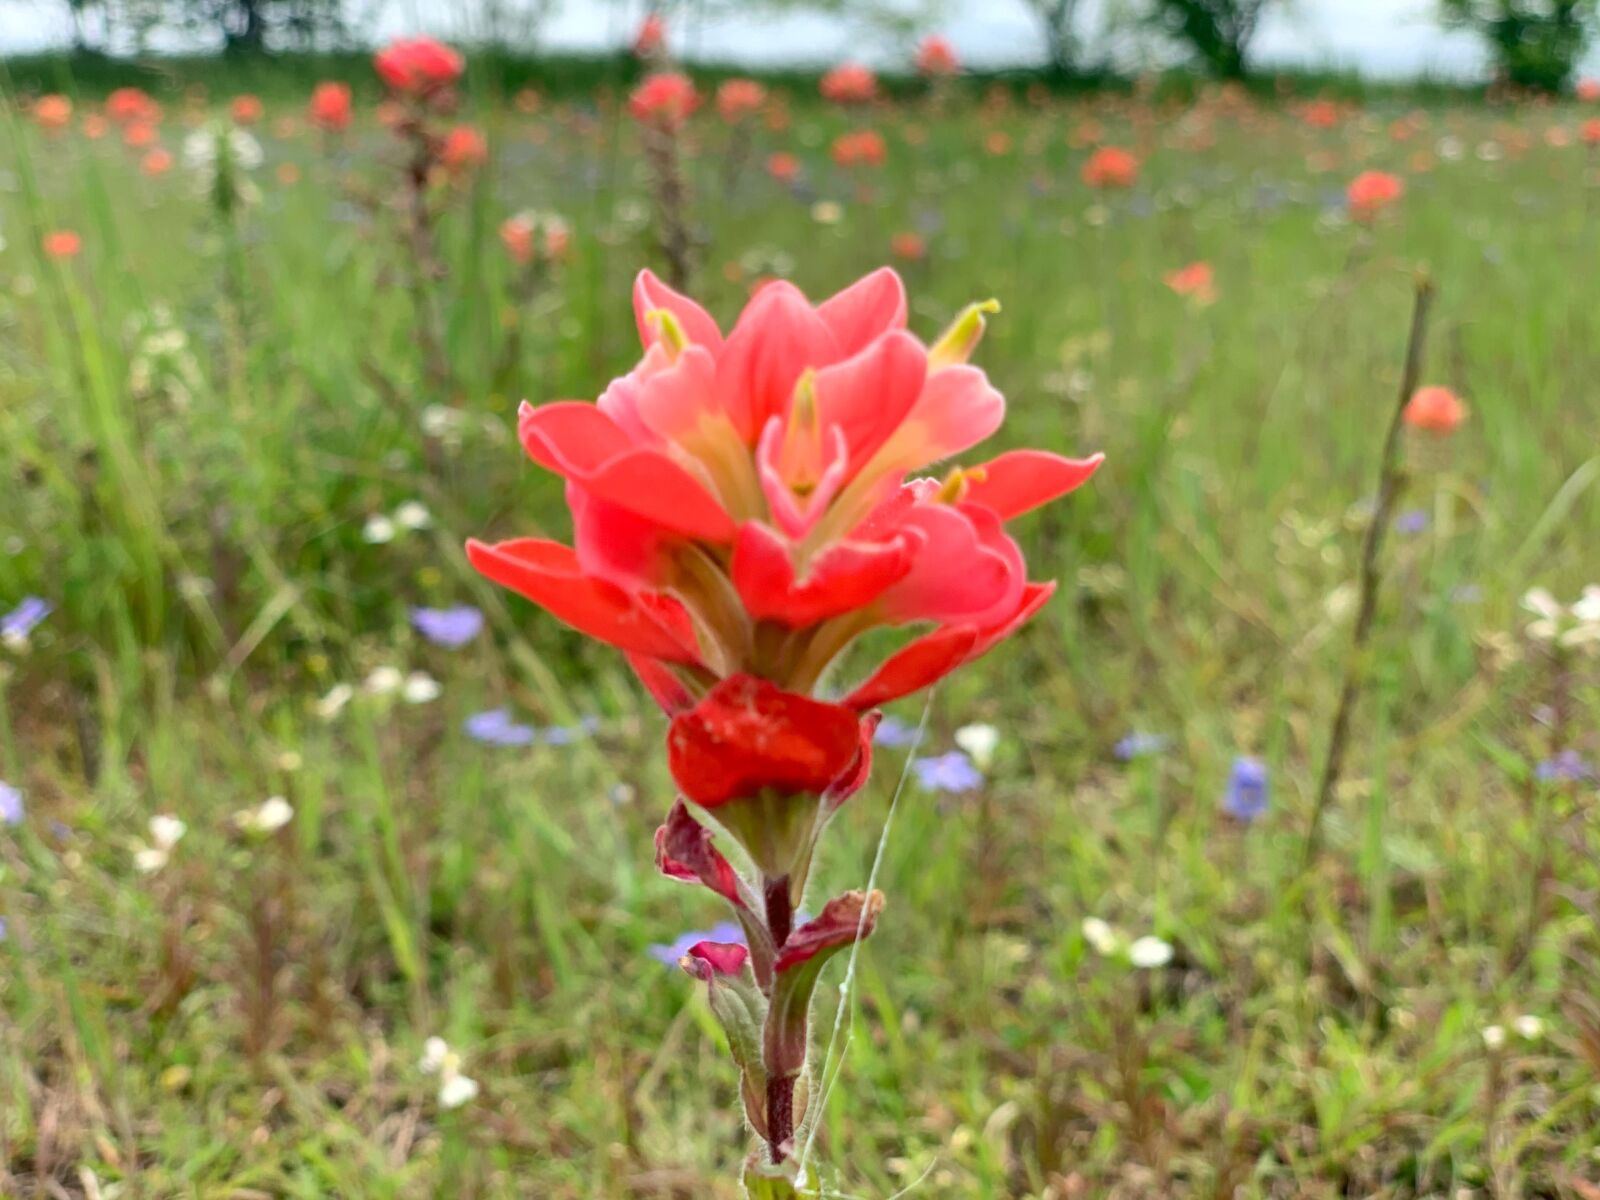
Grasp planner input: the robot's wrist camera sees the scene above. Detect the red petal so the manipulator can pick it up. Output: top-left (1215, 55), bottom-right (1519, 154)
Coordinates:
top-left (774, 890), bottom-right (883, 972)
top-left (465, 538), bottom-right (700, 663)
top-left (628, 654), bottom-right (696, 715)
top-left (824, 711), bottom-right (880, 814)
top-left (962, 450), bottom-right (1104, 520)
top-left (634, 268), bottom-right (724, 352)
top-left (842, 625), bottom-right (978, 710)
top-left (668, 674), bottom-right (862, 808)
top-left (731, 522), bottom-right (918, 628)
top-left (519, 403), bottom-right (735, 541)
top-left (965, 580), bottom-right (1056, 661)
top-left (655, 800), bottom-right (746, 906)
top-left (816, 268), bottom-right (908, 356)
top-left (682, 941), bottom-right (750, 978)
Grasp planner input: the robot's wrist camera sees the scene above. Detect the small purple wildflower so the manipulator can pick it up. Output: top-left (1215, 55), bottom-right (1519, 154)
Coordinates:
top-left (542, 725), bottom-right (581, 746)
top-left (648, 920), bottom-right (746, 967)
top-left (1222, 756), bottom-right (1269, 822)
top-left (874, 715), bottom-right (921, 748)
top-left (1535, 750), bottom-right (1595, 783)
top-left (912, 750), bottom-right (984, 793)
top-left (2, 597), bottom-right (51, 641)
top-left (0, 916), bottom-right (7, 943)
top-left (463, 708), bottom-right (537, 747)
top-left (1393, 509), bottom-right (1429, 535)
top-left (410, 605), bottom-right (484, 648)
top-left (0, 782), bottom-right (21, 827)
top-left (1115, 732), bottom-right (1169, 761)
top-left (1452, 584), bottom-right (1483, 604)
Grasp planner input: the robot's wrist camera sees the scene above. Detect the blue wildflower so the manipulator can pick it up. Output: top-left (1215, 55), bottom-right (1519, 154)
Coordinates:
top-left (0, 916), bottom-right (7, 943)
top-left (1115, 732), bottom-right (1169, 761)
top-left (410, 605), bottom-right (484, 648)
top-left (1393, 509), bottom-right (1429, 535)
top-left (1, 597), bottom-right (51, 642)
top-left (1535, 750), bottom-right (1595, 783)
top-left (911, 750), bottom-right (984, 794)
top-left (1222, 756), bottom-right (1269, 821)
top-left (647, 920), bottom-right (746, 967)
top-left (0, 781), bottom-right (21, 827)
top-left (463, 708), bottom-right (537, 747)
top-left (873, 716), bottom-right (921, 748)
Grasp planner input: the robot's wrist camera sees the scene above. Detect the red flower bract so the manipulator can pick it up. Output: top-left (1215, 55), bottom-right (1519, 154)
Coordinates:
top-left (668, 676), bottom-right (861, 810)
top-left (374, 37), bottom-right (464, 96)
top-left (468, 267), bottom-right (1101, 716)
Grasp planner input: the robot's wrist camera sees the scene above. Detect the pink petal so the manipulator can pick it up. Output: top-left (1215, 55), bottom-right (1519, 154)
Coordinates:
top-left (812, 330), bottom-right (927, 471)
top-left (904, 364), bottom-right (1006, 465)
top-left (520, 402), bottom-right (735, 541)
top-left (876, 503), bottom-right (1021, 624)
top-left (817, 267), bottom-right (908, 356)
top-left (757, 419), bottom-right (849, 539)
top-left (962, 450), bottom-right (1105, 520)
top-left (714, 281), bottom-right (839, 442)
top-left (634, 268), bottom-right (723, 352)
top-left (683, 941), bottom-right (750, 977)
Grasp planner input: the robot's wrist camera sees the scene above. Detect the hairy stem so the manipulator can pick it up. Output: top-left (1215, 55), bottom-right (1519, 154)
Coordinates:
top-left (1303, 275), bottom-right (1435, 867)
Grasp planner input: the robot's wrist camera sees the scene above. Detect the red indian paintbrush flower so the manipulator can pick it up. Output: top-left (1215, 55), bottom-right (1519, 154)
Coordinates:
top-left (308, 82), bottom-right (353, 132)
top-left (374, 37), bottom-right (464, 96)
top-left (717, 78), bottom-right (767, 123)
top-left (1346, 170), bottom-right (1403, 222)
top-left (1082, 145), bottom-right (1139, 188)
top-left (1403, 385), bottom-right (1467, 434)
top-left (34, 94), bottom-right (72, 132)
top-left (916, 35), bottom-right (960, 78)
top-left (629, 71), bottom-right (700, 130)
top-left (469, 268), bottom-right (1099, 1182)
top-left (820, 62), bottom-right (878, 105)
top-left (468, 267), bottom-right (1100, 717)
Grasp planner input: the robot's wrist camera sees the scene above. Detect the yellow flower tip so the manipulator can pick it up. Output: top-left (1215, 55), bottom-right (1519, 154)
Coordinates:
top-left (930, 298), bottom-right (1003, 368)
top-left (645, 307), bottom-right (690, 355)
top-left (933, 464), bottom-right (982, 504)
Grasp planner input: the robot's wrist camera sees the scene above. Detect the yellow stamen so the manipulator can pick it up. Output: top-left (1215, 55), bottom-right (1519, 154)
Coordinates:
top-left (645, 307), bottom-right (689, 357)
top-left (929, 299), bottom-right (1000, 369)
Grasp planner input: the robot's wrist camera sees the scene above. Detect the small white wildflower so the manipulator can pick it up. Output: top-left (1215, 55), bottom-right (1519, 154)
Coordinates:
top-left (237, 795), bottom-right (294, 834)
top-left (134, 814), bottom-right (187, 873)
top-left (316, 682), bottom-right (354, 720)
top-left (419, 1036), bottom-right (478, 1109)
top-left (394, 501), bottom-right (432, 531)
top-left (1080, 916), bottom-right (1120, 956)
top-left (1482, 1024), bottom-right (1506, 1051)
top-left (1127, 935), bottom-right (1174, 969)
top-left (364, 666), bottom-right (404, 696)
top-left (275, 750), bottom-right (303, 772)
top-left (1512, 1014), bottom-right (1544, 1041)
top-left (437, 1073), bottom-right (480, 1108)
top-left (363, 514), bottom-right (397, 544)
top-left (953, 723), bottom-right (1001, 771)
top-left (1437, 135), bottom-right (1464, 161)
top-left (421, 405), bottom-right (464, 438)
top-left (1523, 587), bottom-right (1563, 641)
top-left (402, 671), bottom-right (441, 705)
top-left (810, 200), bottom-right (843, 225)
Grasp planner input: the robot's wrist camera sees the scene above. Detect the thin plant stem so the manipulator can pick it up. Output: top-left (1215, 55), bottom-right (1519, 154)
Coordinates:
top-left (1303, 274), bottom-right (1435, 868)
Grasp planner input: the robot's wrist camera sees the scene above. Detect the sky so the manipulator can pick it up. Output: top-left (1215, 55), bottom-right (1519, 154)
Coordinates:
top-left (0, 0), bottom-right (1531, 79)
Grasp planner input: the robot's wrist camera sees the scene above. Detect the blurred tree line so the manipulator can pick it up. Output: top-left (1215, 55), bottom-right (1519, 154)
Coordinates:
top-left (45, 0), bottom-right (1600, 92)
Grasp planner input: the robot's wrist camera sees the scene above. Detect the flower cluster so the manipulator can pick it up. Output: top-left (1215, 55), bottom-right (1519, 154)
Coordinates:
top-left (468, 268), bottom-right (1100, 1178)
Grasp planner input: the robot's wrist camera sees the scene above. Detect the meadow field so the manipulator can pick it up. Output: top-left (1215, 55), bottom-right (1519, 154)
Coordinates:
top-left (1, 53), bottom-right (1599, 1199)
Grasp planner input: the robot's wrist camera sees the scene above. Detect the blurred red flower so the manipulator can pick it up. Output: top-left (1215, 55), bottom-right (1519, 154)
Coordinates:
top-left (820, 62), bottom-right (877, 105)
top-left (34, 94), bottom-right (72, 132)
top-left (716, 78), bottom-right (767, 122)
top-left (440, 125), bottom-right (488, 172)
top-left (231, 94), bottom-right (263, 125)
top-left (308, 82), bottom-right (353, 132)
top-left (1082, 145), bottom-right (1138, 188)
top-left (831, 128), bottom-right (886, 168)
top-left (374, 37), bottom-right (464, 96)
top-left (629, 72), bottom-right (700, 130)
top-left (1403, 386), bottom-right (1467, 434)
top-left (43, 230), bottom-right (82, 259)
top-left (1346, 170), bottom-right (1404, 222)
top-left (916, 35), bottom-right (960, 78)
